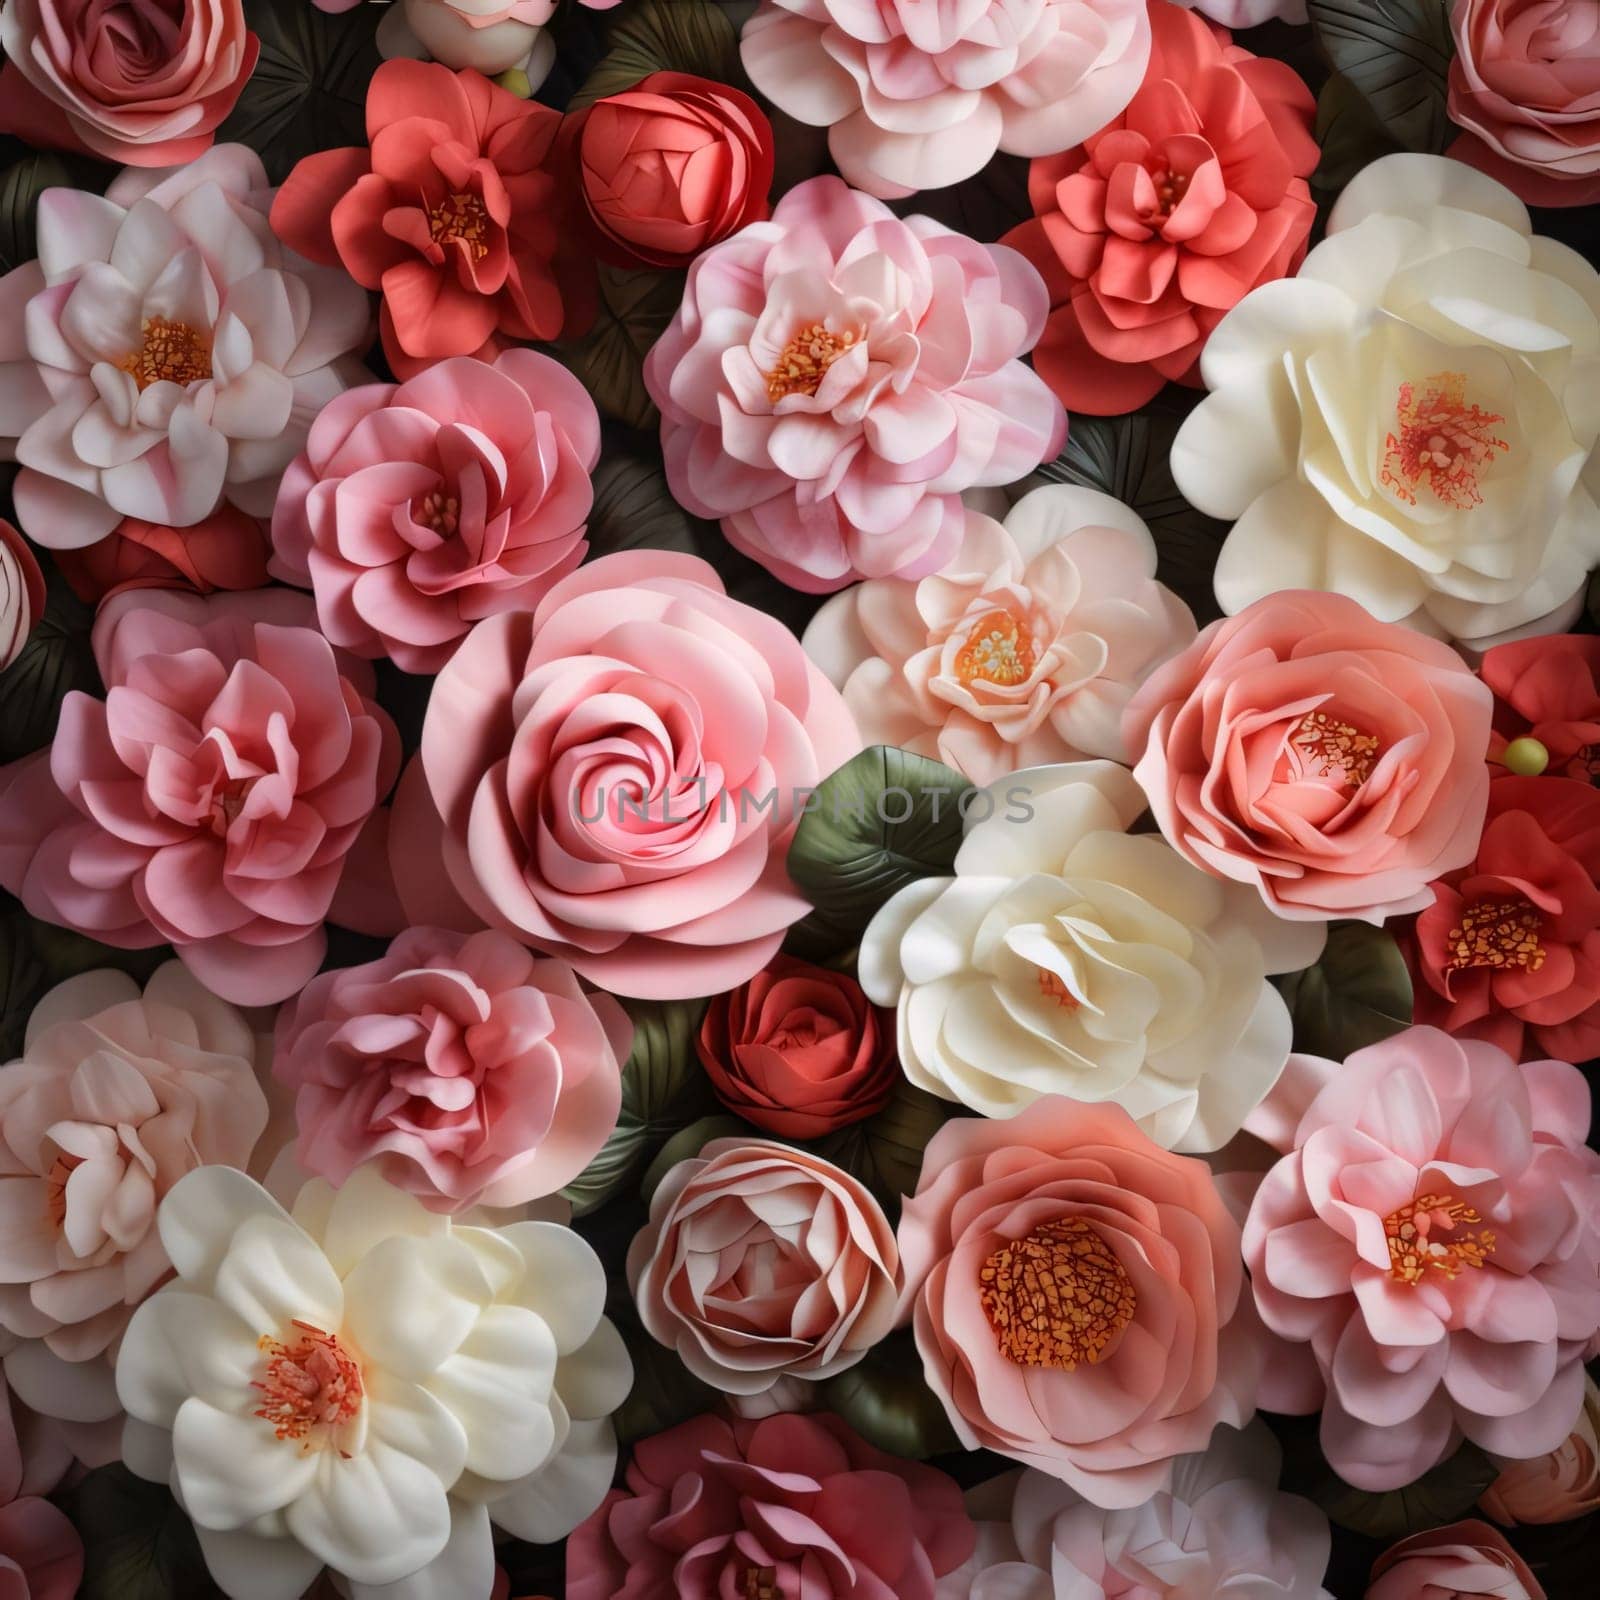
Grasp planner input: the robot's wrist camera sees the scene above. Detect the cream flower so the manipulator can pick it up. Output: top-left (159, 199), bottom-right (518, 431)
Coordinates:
top-left (857, 762), bottom-right (1324, 1150)
top-left (1173, 154), bottom-right (1600, 649)
top-left (803, 487), bottom-right (1196, 784)
top-left (115, 1164), bottom-right (631, 1600)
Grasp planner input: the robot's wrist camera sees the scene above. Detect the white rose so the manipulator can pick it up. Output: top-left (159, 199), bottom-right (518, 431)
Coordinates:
top-left (857, 762), bottom-right (1324, 1151)
top-left (1173, 154), bottom-right (1600, 649)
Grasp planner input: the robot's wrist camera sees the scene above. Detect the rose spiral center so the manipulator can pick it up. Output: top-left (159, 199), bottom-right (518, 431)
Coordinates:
top-left (980, 1218), bottom-right (1136, 1370)
top-left (1445, 896), bottom-right (1545, 974)
top-left (1380, 371), bottom-right (1508, 510)
top-left (253, 1322), bottom-right (364, 1449)
top-left (428, 192), bottom-right (491, 262)
top-left (119, 316), bottom-right (212, 391)
top-left (1384, 1193), bottom-right (1496, 1285)
top-left (1286, 711), bottom-right (1382, 786)
top-left (766, 323), bottom-right (858, 403)
top-left (955, 609), bottom-right (1036, 688)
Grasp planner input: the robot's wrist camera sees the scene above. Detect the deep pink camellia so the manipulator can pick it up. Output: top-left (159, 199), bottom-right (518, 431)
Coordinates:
top-left (270, 351), bottom-right (601, 674)
top-left (1004, 0), bottom-right (1318, 416)
top-left (566, 1412), bottom-right (974, 1600)
top-left (391, 549), bottom-right (861, 998)
top-left (273, 927), bottom-right (630, 1211)
top-left (1366, 1520), bottom-right (1546, 1600)
top-left (1481, 634), bottom-right (1600, 785)
top-left (0, 590), bottom-right (400, 1005)
top-left (644, 175), bottom-right (1064, 593)
top-left (1243, 1027), bottom-right (1600, 1492)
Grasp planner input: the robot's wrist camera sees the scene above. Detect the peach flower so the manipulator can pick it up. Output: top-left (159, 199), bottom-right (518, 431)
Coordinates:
top-left (896, 1096), bottom-right (1262, 1507)
top-left (1480, 1373), bottom-right (1600, 1524)
top-left (628, 1140), bottom-right (900, 1396)
top-left (805, 486), bottom-right (1195, 784)
top-left (1124, 590), bottom-right (1494, 922)
top-left (1366, 1521), bottom-right (1546, 1600)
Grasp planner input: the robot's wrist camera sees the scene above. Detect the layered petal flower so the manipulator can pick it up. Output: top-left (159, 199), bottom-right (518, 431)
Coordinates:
top-left (52, 507), bottom-right (271, 605)
top-left (1367, 1521), bottom-right (1546, 1599)
top-left (0, 520), bottom-right (45, 672)
top-left (1481, 634), bottom-right (1600, 785)
top-left (1480, 1373), bottom-right (1600, 1524)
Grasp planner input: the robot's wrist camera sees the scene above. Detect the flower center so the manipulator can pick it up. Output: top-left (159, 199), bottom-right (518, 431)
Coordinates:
top-left (1287, 711), bottom-right (1382, 786)
top-left (979, 1218), bottom-right (1136, 1370)
top-left (253, 1322), bottom-right (364, 1450)
top-left (765, 323), bottom-right (858, 403)
top-left (119, 316), bottom-right (212, 391)
top-left (1153, 166), bottom-right (1190, 215)
top-left (1445, 896), bottom-right (1546, 974)
top-left (43, 1152), bottom-right (81, 1231)
top-left (428, 192), bottom-right (491, 262)
top-left (954, 609), bottom-right (1036, 688)
top-left (1380, 371), bottom-right (1508, 510)
top-left (741, 1568), bottom-right (780, 1600)
top-left (1384, 1193), bottom-right (1496, 1285)
top-left (416, 490), bottom-right (460, 536)
top-left (1037, 967), bottom-right (1080, 1010)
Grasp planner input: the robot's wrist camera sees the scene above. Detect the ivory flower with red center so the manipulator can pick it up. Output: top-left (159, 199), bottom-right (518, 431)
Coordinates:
top-left (804, 485), bottom-right (1196, 784)
top-left (858, 761), bottom-right (1324, 1151)
top-left (115, 1164), bottom-right (632, 1600)
top-left (1171, 154), bottom-right (1600, 648)
top-left (0, 145), bottom-right (371, 551)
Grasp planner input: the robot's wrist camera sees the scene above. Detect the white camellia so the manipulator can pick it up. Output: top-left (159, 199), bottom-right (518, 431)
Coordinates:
top-left (114, 1164), bottom-right (631, 1600)
top-left (1172, 153), bottom-right (1600, 649)
top-left (857, 762), bottom-right (1324, 1150)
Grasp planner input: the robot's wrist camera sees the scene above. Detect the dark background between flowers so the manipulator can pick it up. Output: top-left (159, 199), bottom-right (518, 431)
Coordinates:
top-left (0, 2), bottom-right (1597, 1595)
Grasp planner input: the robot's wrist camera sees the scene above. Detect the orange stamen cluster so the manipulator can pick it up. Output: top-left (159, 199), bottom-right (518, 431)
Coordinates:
top-left (766, 323), bottom-right (858, 403)
top-left (1290, 711), bottom-right (1382, 786)
top-left (1384, 1194), bottom-right (1496, 1285)
top-left (954, 609), bottom-right (1036, 688)
top-left (1154, 167), bottom-right (1190, 215)
top-left (1380, 371), bottom-right (1508, 509)
top-left (980, 1218), bottom-right (1136, 1370)
top-left (416, 489), bottom-right (461, 536)
top-left (741, 1568), bottom-right (780, 1600)
top-left (1445, 896), bottom-right (1546, 974)
top-left (119, 316), bottom-right (212, 390)
top-left (253, 1322), bottom-right (363, 1449)
top-left (1037, 967), bottom-right (1081, 1010)
top-left (428, 192), bottom-right (491, 262)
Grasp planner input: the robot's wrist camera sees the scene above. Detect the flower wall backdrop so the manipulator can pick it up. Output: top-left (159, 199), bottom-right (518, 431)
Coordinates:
top-left (0, 2), bottom-right (1596, 1598)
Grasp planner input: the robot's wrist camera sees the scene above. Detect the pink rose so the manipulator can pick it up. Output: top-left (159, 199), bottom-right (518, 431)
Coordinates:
top-left (1243, 1027), bottom-right (1600, 1491)
top-left (741, 1), bottom-right (1151, 199)
top-left (0, 964), bottom-right (268, 1450)
top-left (628, 1140), bottom-right (900, 1394)
top-left (393, 550), bottom-right (861, 998)
top-left (0, 521), bottom-right (45, 674)
top-left (273, 927), bottom-right (629, 1211)
top-left (1367, 1521), bottom-right (1545, 1600)
top-left (643, 175), bottom-right (1064, 593)
top-left (897, 1096), bottom-right (1261, 1507)
top-left (0, 590), bottom-right (401, 1005)
top-left (1448, 0), bottom-right (1600, 207)
top-left (1123, 590), bottom-right (1494, 922)
top-left (567, 1412), bottom-right (974, 1600)
top-left (271, 352), bottom-right (601, 674)
top-left (0, 0), bottom-right (257, 167)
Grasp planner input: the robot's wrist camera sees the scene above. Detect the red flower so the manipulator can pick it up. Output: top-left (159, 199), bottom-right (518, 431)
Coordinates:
top-left (270, 59), bottom-right (591, 378)
top-left (1482, 634), bottom-right (1600, 785)
top-left (53, 508), bottom-right (271, 604)
top-left (1405, 775), bottom-right (1600, 1063)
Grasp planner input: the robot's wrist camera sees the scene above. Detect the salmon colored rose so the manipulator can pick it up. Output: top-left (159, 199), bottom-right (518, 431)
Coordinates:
top-left (1480, 1373), bottom-right (1600, 1524)
top-left (52, 509), bottom-right (270, 605)
top-left (1004, 0), bottom-right (1318, 416)
top-left (1482, 635), bottom-right (1600, 785)
top-left (1366, 1521), bottom-right (1546, 1600)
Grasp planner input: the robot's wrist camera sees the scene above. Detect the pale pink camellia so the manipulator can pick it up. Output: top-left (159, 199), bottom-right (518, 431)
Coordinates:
top-left (270, 351), bottom-right (601, 674)
top-left (628, 1140), bottom-right (900, 1396)
top-left (0, 589), bottom-right (401, 1006)
top-left (1366, 1521), bottom-right (1546, 1600)
top-left (740, 0), bottom-right (1151, 200)
top-left (804, 485), bottom-right (1195, 783)
top-left (644, 175), bottom-right (1065, 594)
top-left (897, 1095), bottom-right (1261, 1508)
top-left (567, 1411), bottom-right (975, 1600)
top-left (392, 549), bottom-right (862, 998)
top-left (1123, 590), bottom-right (1494, 922)
top-left (273, 927), bottom-right (630, 1212)
top-left (1242, 1027), bottom-right (1600, 1492)
top-left (0, 963), bottom-right (268, 1469)
top-left (0, 145), bottom-right (371, 550)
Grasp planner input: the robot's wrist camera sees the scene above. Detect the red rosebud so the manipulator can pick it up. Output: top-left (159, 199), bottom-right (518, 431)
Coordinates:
top-left (52, 508), bottom-right (271, 605)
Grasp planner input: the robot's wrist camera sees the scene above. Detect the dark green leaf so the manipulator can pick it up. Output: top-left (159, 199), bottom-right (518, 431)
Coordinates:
top-left (557, 265), bottom-right (685, 431)
top-left (1314, 71), bottom-right (1405, 197)
top-left (640, 1113), bottom-right (752, 1203)
top-left (611, 1321), bottom-right (721, 1447)
top-left (821, 1329), bottom-right (960, 1461)
top-left (61, 1464), bottom-right (221, 1600)
top-left (1308, 0), bottom-right (1455, 157)
top-left (0, 562), bottom-right (99, 762)
top-left (890, 152), bottom-right (1032, 245)
top-left (1276, 921), bottom-right (1414, 1059)
top-left (787, 746), bottom-right (972, 944)
top-left (0, 151), bottom-right (107, 276)
top-left (0, 898), bottom-right (47, 1062)
top-left (568, 0), bottom-right (743, 112)
top-left (1311, 1440), bottom-right (1499, 1538)
top-left (814, 1079), bottom-right (954, 1219)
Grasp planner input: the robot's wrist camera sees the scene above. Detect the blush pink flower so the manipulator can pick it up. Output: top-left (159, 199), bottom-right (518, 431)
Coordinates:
top-left (1366, 1521), bottom-right (1546, 1600)
top-left (897, 1096), bottom-right (1261, 1508)
top-left (0, 590), bottom-right (401, 1005)
top-left (643, 175), bottom-right (1065, 593)
top-left (393, 550), bottom-right (861, 998)
top-left (1242, 1027), bottom-right (1600, 1491)
top-left (567, 1412), bottom-right (974, 1600)
top-left (1123, 590), bottom-right (1494, 922)
top-left (273, 927), bottom-right (629, 1211)
top-left (740, 1), bottom-right (1151, 200)
top-left (270, 351), bottom-right (600, 674)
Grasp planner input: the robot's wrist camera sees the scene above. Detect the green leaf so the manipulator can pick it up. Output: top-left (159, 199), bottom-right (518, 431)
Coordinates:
top-left (568, 0), bottom-right (743, 111)
top-left (61, 1464), bottom-right (221, 1600)
top-left (890, 152), bottom-right (1033, 244)
top-left (0, 151), bottom-right (107, 277)
top-left (557, 265), bottom-right (685, 431)
top-left (1311, 1440), bottom-right (1499, 1538)
top-left (1313, 70), bottom-right (1405, 197)
top-left (786, 746), bottom-right (972, 944)
top-left (814, 1079), bottom-right (954, 1219)
top-left (640, 1113), bottom-right (752, 1204)
top-left (217, 0), bottom-right (381, 183)
top-left (821, 1329), bottom-right (960, 1461)
top-left (1308, 0), bottom-right (1455, 157)
top-left (0, 898), bottom-right (48, 1062)
top-left (0, 562), bottom-right (100, 762)
top-left (561, 995), bottom-right (717, 1215)
top-left (611, 1321), bottom-right (720, 1447)
top-left (1276, 921), bottom-right (1414, 1059)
